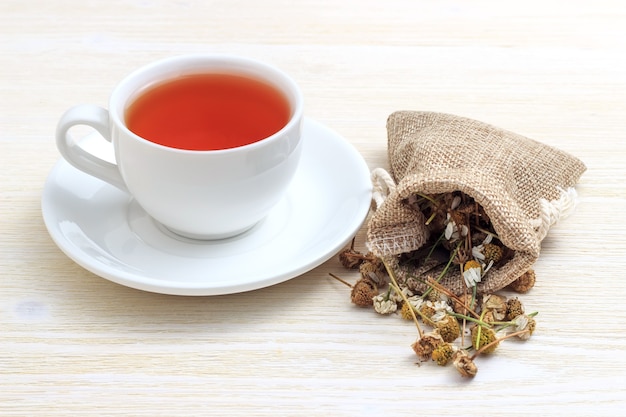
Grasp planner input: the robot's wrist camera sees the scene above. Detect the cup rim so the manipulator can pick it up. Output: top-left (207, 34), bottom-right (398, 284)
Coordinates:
top-left (109, 53), bottom-right (304, 154)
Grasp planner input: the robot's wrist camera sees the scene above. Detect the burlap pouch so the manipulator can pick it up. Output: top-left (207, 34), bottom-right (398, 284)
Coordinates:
top-left (367, 111), bottom-right (586, 295)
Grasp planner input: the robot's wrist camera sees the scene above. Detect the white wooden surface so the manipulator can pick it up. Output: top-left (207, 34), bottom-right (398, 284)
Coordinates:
top-left (1, 1), bottom-right (625, 415)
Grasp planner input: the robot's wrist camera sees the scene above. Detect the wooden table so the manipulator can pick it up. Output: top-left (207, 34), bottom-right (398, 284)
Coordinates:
top-left (2, 1), bottom-right (625, 415)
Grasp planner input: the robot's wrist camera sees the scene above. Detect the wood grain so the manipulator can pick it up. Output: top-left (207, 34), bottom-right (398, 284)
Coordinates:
top-left (2, 1), bottom-right (625, 415)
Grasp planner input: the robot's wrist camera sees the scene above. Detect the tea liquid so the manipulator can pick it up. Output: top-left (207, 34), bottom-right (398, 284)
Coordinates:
top-left (125, 73), bottom-right (291, 150)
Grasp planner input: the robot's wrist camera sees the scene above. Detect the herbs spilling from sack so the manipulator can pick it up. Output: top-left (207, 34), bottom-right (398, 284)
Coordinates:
top-left (331, 191), bottom-right (537, 378)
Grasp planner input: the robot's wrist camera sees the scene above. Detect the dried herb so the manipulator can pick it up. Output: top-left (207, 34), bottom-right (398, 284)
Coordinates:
top-left (332, 232), bottom-right (539, 378)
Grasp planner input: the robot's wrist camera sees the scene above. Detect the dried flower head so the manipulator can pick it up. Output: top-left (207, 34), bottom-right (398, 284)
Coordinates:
top-left (372, 293), bottom-right (397, 315)
top-left (418, 302), bottom-right (437, 323)
top-left (435, 315), bottom-right (461, 343)
top-left (431, 343), bottom-right (455, 366)
top-left (389, 286), bottom-right (414, 304)
top-left (430, 300), bottom-right (454, 322)
top-left (482, 293), bottom-right (507, 321)
top-left (350, 277), bottom-right (378, 307)
top-left (444, 212), bottom-right (468, 241)
top-left (425, 288), bottom-right (448, 303)
top-left (483, 243), bottom-right (503, 264)
top-left (400, 302), bottom-right (413, 320)
top-left (463, 260), bottom-right (483, 288)
top-left (338, 247), bottom-right (365, 269)
top-left (471, 234), bottom-right (492, 261)
top-left (471, 326), bottom-right (499, 354)
top-left (513, 314), bottom-right (537, 340)
top-left (398, 294), bottom-right (424, 320)
top-left (453, 349), bottom-right (477, 378)
top-left (338, 238), bottom-right (375, 269)
top-left (508, 269), bottom-right (536, 293)
top-left (481, 310), bottom-right (496, 325)
top-left (452, 293), bottom-right (478, 315)
top-left (411, 330), bottom-right (444, 362)
top-left (359, 258), bottom-right (388, 287)
top-left (505, 297), bottom-right (525, 321)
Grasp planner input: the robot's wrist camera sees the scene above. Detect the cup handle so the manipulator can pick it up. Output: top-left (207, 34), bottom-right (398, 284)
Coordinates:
top-left (56, 104), bottom-right (128, 191)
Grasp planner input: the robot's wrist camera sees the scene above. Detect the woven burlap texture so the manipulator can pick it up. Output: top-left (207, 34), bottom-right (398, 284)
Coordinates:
top-left (367, 111), bottom-right (587, 295)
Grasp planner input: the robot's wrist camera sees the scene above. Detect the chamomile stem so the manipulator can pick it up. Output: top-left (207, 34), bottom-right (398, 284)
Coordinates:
top-left (471, 284), bottom-right (477, 310)
top-left (447, 311), bottom-right (492, 328)
top-left (414, 192), bottom-right (438, 205)
top-left (470, 330), bottom-right (530, 360)
top-left (462, 275), bottom-right (468, 349)
top-left (492, 311), bottom-right (539, 331)
top-left (491, 311), bottom-right (539, 326)
top-left (475, 309), bottom-right (487, 350)
top-left (438, 240), bottom-right (462, 283)
top-left (383, 260), bottom-right (424, 338)
top-left (422, 240), bottom-right (462, 300)
top-left (425, 211), bottom-right (437, 226)
top-left (328, 273), bottom-right (353, 288)
top-left (473, 226), bottom-right (500, 241)
top-left (424, 231), bottom-right (446, 263)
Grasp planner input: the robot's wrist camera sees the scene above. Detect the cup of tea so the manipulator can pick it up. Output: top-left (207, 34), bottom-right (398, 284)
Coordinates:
top-left (56, 54), bottom-right (303, 240)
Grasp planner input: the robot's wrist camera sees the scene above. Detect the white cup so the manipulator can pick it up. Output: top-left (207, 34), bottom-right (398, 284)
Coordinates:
top-left (56, 54), bottom-right (303, 240)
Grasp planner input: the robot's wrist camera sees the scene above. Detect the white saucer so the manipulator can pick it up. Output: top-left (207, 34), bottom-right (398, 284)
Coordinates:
top-left (42, 118), bottom-right (372, 296)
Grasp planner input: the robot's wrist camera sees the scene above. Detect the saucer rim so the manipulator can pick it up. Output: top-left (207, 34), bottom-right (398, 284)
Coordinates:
top-left (41, 117), bottom-right (373, 296)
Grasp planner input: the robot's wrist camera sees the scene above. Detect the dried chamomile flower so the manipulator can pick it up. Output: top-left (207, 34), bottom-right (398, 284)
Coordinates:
top-left (463, 260), bottom-right (483, 288)
top-left (444, 212), bottom-right (469, 241)
top-left (452, 293), bottom-right (478, 315)
top-left (452, 349), bottom-right (477, 378)
top-left (359, 258), bottom-right (388, 287)
top-left (389, 286), bottom-right (414, 304)
top-left (411, 330), bottom-right (444, 362)
top-left (407, 295), bottom-right (424, 310)
top-left (471, 326), bottom-right (499, 354)
top-left (398, 294), bottom-right (423, 320)
top-left (508, 269), bottom-right (536, 293)
top-left (513, 314), bottom-right (536, 340)
top-left (481, 310), bottom-right (496, 325)
top-left (425, 288), bottom-right (449, 303)
top-left (505, 297), bottom-right (525, 321)
top-left (400, 302), bottom-right (414, 320)
top-left (430, 300), bottom-right (454, 322)
top-left (338, 238), bottom-right (369, 269)
top-left (350, 277), bottom-right (378, 307)
top-left (372, 292), bottom-right (397, 315)
top-left (471, 234), bottom-right (492, 261)
top-left (482, 293), bottom-right (507, 321)
top-left (431, 342), bottom-right (455, 366)
top-left (418, 302), bottom-right (437, 323)
top-left (339, 249), bottom-right (364, 269)
top-left (483, 243), bottom-right (503, 264)
top-left (435, 315), bottom-right (461, 343)
top-left (472, 234), bottom-right (502, 265)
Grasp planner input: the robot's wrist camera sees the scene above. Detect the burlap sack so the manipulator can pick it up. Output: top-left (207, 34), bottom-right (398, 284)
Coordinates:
top-left (367, 111), bottom-right (586, 295)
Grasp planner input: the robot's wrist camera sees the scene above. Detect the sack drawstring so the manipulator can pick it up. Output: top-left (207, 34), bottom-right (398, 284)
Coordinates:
top-left (370, 168), bottom-right (396, 209)
top-left (532, 187), bottom-right (579, 241)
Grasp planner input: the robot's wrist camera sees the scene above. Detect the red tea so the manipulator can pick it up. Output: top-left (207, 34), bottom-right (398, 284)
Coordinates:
top-left (125, 73), bottom-right (291, 151)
